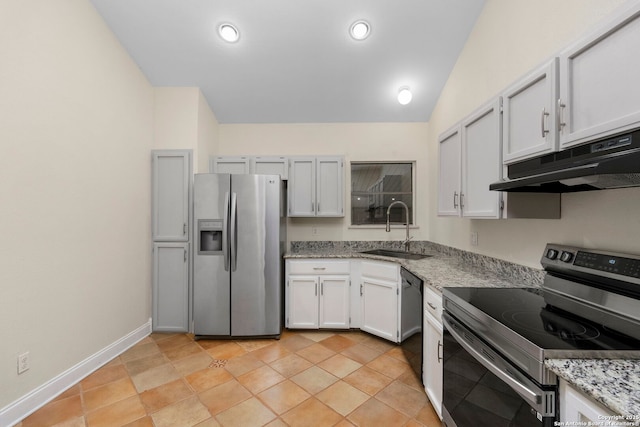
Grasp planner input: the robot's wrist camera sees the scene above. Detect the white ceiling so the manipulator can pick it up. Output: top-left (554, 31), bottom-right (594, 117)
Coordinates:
top-left (89, 0), bottom-right (485, 124)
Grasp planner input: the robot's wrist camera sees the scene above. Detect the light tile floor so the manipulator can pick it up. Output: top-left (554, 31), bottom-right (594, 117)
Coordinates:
top-left (15, 329), bottom-right (440, 427)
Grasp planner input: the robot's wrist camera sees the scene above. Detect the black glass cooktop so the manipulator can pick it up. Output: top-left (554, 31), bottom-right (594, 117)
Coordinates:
top-left (445, 287), bottom-right (640, 351)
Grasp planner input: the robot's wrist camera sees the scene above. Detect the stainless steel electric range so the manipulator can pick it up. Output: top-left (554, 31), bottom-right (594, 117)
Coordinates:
top-left (442, 244), bottom-right (640, 427)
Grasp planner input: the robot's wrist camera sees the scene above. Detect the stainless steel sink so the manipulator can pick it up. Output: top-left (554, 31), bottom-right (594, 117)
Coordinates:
top-left (360, 249), bottom-right (431, 260)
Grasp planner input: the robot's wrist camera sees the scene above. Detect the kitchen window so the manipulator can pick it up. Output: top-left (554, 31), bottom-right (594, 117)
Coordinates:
top-left (350, 162), bottom-right (414, 226)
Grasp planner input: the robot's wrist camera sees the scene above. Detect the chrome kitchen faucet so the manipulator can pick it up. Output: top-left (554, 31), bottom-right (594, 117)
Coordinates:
top-left (385, 200), bottom-right (412, 252)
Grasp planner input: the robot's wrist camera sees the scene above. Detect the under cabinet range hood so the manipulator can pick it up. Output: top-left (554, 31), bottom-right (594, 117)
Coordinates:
top-left (490, 129), bottom-right (640, 193)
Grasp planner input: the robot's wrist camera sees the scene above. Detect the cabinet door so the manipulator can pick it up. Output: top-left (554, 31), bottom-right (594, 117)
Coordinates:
top-left (424, 313), bottom-right (443, 419)
top-left (153, 243), bottom-right (189, 332)
top-left (152, 150), bottom-right (191, 241)
top-left (502, 59), bottom-right (559, 163)
top-left (252, 156), bottom-right (288, 180)
top-left (288, 275), bottom-right (319, 329)
top-left (559, 2), bottom-right (640, 148)
top-left (437, 125), bottom-right (462, 217)
top-left (319, 275), bottom-right (350, 329)
top-left (560, 380), bottom-right (615, 423)
top-left (461, 98), bottom-right (503, 218)
top-left (210, 156), bottom-right (250, 174)
top-left (316, 157), bottom-right (344, 217)
top-left (361, 277), bottom-right (398, 342)
top-left (288, 157), bottom-right (316, 217)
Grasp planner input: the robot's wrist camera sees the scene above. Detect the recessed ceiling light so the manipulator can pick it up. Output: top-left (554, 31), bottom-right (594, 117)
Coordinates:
top-left (350, 20), bottom-right (370, 41)
top-left (219, 23), bottom-right (240, 43)
top-left (398, 87), bottom-right (412, 105)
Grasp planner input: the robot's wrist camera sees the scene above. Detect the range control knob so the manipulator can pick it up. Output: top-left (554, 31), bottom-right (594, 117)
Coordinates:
top-left (560, 251), bottom-right (574, 263)
top-left (546, 249), bottom-right (558, 260)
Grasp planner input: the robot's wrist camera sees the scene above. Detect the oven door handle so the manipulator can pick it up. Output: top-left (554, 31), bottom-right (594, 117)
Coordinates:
top-left (443, 316), bottom-right (542, 407)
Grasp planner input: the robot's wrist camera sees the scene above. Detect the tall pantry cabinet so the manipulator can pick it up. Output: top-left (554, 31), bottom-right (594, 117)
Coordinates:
top-left (151, 150), bottom-right (192, 332)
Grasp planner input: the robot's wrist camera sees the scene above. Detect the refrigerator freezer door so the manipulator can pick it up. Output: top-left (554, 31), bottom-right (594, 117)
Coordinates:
top-left (230, 174), bottom-right (282, 336)
top-left (193, 174), bottom-right (231, 336)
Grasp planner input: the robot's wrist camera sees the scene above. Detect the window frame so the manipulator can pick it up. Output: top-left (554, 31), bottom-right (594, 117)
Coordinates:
top-left (349, 161), bottom-right (416, 228)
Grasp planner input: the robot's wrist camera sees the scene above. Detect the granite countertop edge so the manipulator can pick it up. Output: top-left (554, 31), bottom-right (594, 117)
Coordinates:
top-left (545, 358), bottom-right (640, 419)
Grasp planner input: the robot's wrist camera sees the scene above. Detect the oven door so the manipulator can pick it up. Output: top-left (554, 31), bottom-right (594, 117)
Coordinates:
top-left (442, 312), bottom-right (557, 427)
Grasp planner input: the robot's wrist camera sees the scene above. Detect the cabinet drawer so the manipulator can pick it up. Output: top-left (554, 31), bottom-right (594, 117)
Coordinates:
top-left (361, 261), bottom-right (399, 282)
top-left (288, 260), bottom-right (350, 275)
top-left (424, 286), bottom-right (442, 322)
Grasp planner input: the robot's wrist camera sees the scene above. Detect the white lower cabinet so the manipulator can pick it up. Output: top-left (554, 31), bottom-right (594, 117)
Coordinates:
top-left (360, 261), bottom-right (401, 343)
top-left (286, 260), bottom-right (350, 329)
top-left (319, 276), bottom-right (350, 328)
top-left (560, 379), bottom-right (615, 423)
top-left (152, 242), bottom-right (189, 332)
top-left (361, 277), bottom-right (398, 342)
top-left (423, 287), bottom-right (443, 419)
top-left (286, 259), bottom-right (409, 343)
top-left (288, 275), bottom-right (320, 329)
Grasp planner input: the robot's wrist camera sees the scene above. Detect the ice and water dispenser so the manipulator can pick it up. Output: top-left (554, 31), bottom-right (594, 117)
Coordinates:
top-left (198, 219), bottom-right (223, 255)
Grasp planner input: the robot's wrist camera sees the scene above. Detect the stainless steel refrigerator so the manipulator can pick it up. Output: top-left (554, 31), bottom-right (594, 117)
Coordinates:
top-left (193, 173), bottom-right (286, 338)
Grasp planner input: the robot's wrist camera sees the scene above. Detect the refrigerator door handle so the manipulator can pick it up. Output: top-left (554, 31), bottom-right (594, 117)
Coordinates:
top-left (230, 192), bottom-right (238, 272)
top-left (223, 192), bottom-right (230, 272)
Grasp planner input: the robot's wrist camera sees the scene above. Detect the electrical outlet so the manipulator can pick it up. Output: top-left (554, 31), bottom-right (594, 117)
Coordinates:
top-left (17, 352), bottom-right (29, 374)
top-left (312, 226), bottom-right (319, 236)
top-left (471, 231), bottom-right (479, 246)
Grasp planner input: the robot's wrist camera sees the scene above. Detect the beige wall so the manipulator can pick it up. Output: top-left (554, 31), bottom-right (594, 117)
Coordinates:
top-left (219, 123), bottom-right (430, 243)
top-left (198, 92), bottom-right (220, 174)
top-left (0, 0), bottom-right (154, 409)
top-left (154, 87), bottom-right (219, 173)
top-left (427, 0), bottom-right (638, 267)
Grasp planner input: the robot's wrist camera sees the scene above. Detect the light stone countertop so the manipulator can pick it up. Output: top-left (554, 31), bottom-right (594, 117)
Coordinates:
top-left (285, 247), bottom-right (543, 292)
top-left (546, 359), bottom-right (640, 421)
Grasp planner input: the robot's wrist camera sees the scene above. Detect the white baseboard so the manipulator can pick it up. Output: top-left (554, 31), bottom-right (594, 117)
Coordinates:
top-left (0, 318), bottom-right (152, 427)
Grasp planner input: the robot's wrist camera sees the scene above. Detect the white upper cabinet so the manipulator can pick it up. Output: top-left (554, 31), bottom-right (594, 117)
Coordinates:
top-left (437, 99), bottom-right (503, 219)
top-left (210, 156), bottom-right (250, 174)
top-left (559, 2), bottom-right (640, 148)
top-left (316, 157), bottom-right (344, 217)
top-left (289, 157), bottom-right (316, 216)
top-left (502, 58), bottom-right (559, 164)
top-left (438, 99), bottom-right (560, 219)
top-left (210, 156), bottom-right (288, 179)
top-left (461, 97), bottom-right (503, 218)
top-left (252, 156), bottom-right (288, 180)
top-left (288, 156), bottom-right (344, 217)
top-left (437, 125), bottom-right (462, 217)
top-left (152, 150), bottom-right (191, 242)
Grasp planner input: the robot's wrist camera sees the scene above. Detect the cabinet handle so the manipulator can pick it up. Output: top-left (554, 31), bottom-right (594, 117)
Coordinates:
top-left (183, 223), bottom-right (187, 235)
top-left (540, 108), bottom-right (549, 137)
top-left (321, 282), bottom-right (324, 295)
top-left (311, 202), bottom-right (315, 212)
top-left (437, 340), bottom-right (443, 363)
top-left (557, 98), bottom-right (566, 131)
top-left (453, 191), bottom-right (458, 208)
top-left (427, 302), bottom-right (437, 310)
top-left (360, 284), bottom-right (363, 296)
top-left (315, 283), bottom-right (318, 296)
top-left (184, 249), bottom-right (187, 262)
top-left (460, 192), bottom-right (464, 209)
top-left (313, 267), bottom-right (326, 270)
